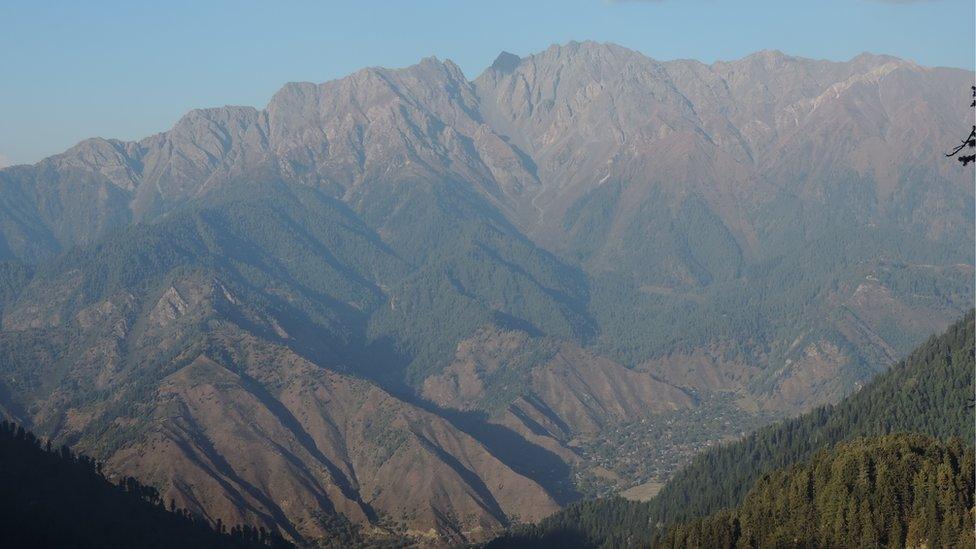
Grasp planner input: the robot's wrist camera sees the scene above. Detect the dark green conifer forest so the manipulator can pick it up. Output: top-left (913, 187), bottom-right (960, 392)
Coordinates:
top-left (656, 434), bottom-right (974, 549)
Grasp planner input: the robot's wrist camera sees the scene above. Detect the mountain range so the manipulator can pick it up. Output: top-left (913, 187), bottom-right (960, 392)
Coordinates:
top-left (0, 41), bottom-right (972, 545)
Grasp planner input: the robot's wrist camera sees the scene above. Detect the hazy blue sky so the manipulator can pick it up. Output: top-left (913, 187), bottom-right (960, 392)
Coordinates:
top-left (2, 0), bottom-right (974, 166)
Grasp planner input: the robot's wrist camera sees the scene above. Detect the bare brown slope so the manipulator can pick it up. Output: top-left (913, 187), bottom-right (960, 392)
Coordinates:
top-left (112, 344), bottom-right (560, 544)
top-left (423, 325), bottom-right (693, 450)
top-left (1, 271), bottom-right (561, 545)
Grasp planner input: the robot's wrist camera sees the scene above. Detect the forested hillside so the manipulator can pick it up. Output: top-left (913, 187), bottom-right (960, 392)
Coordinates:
top-left (656, 435), bottom-right (974, 549)
top-left (489, 311), bottom-right (975, 547)
top-left (0, 421), bottom-right (291, 548)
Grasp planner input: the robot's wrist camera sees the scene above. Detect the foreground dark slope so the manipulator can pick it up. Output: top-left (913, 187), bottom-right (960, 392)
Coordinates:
top-left (0, 421), bottom-right (289, 548)
top-left (491, 311), bottom-right (975, 547)
top-left (0, 43), bottom-right (973, 544)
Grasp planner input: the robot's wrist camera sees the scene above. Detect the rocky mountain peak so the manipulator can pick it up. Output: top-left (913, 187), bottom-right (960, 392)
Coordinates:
top-left (490, 51), bottom-right (521, 74)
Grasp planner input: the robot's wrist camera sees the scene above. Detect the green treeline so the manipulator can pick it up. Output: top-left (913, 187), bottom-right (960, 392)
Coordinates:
top-left (648, 310), bottom-right (975, 526)
top-left (656, 434), bottom-right (974, 549)
top-left (490, 311), bottom-right (975, 547)
top-left (0, 421), bottom-right (291, 548)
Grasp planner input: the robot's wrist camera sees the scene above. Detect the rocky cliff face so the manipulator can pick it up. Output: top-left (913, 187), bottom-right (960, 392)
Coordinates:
top-left (0, 42), bottom-right (972, 545)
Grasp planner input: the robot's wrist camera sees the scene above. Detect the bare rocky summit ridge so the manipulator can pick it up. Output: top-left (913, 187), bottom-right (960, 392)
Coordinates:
top-left (0, 42), bottom-right (972, 545)
top-left (475, 42), bottom-right (971, 255)
top-left (2, 42), bottom-right (969, 262)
